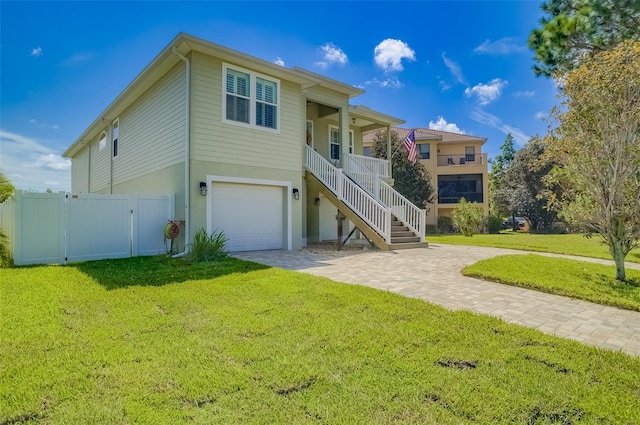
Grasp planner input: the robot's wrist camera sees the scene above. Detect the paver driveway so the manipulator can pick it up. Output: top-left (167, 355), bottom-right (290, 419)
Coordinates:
top-left (232, 243), bottom-right (640, 357)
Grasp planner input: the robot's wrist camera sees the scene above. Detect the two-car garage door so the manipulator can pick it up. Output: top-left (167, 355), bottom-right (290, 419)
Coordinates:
top-left (210, 182), bottom-right (284, 252)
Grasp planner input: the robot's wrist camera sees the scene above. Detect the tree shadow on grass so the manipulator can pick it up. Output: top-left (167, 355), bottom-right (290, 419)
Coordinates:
top-left (69, 255), bottom-right (270, 290)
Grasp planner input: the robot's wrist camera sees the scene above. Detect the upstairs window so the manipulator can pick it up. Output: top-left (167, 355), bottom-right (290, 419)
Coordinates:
top-left (223, 64), bottom-right (279, 131)
top-left (226, 69), bottom-right (250, 124)
top-left (329, 126), bottom-right (340, 161)
top-left (363, 146), bottom-right (372, 157)
top-left (419, 143), bottom-right (430, 159)
top-left (256, 77), bottom-right (277, 129)
top-left (98, 131), bottom-right (107, 151)
top-left (465, 146), bottom-right (475, 162)
top-left (112, 119), bottom-right (119, 158)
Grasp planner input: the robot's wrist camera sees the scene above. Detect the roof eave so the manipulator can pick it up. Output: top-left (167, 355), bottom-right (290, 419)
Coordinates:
top-left (64, 32), bottom-right (323, 158)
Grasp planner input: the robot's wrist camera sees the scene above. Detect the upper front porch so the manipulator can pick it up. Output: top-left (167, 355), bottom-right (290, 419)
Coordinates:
top-left (303, 96), bottom-right (403, 177)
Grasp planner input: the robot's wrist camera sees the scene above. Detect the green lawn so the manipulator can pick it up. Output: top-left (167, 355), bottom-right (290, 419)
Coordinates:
top-left (427, 232), bottom-right (640, 263)
top-left (463, 254), bottom-right (640, 311)
top-left (2, 256), bottom-right (640, 424)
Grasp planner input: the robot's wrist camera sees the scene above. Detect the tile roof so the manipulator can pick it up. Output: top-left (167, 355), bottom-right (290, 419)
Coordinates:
top-left (363, 127), bottom-right (486, 144)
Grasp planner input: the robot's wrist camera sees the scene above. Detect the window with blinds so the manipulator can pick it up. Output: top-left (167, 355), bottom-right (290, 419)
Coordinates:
top-left (226, 69), bottom-right (250, 124)
top-left (223, 64), bottom-right (279, 131)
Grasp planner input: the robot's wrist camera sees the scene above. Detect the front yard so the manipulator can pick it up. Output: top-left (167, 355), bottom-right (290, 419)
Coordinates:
top-left (2, 256), bottom-right (639, 423)
top-left (427, 232), bottom-right (640, 263)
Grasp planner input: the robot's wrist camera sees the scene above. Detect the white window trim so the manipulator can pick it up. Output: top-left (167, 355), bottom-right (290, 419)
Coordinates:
top-left (348, 129), bottom-right (354, 154)
top-left (222, 63), bottom-right (281, 133)
top-left (328, 125), bottom-right (354, 159)
top-left (112, 118), bottom-right (119, 159)
top-left (98, 131), bottom-right (107, 151)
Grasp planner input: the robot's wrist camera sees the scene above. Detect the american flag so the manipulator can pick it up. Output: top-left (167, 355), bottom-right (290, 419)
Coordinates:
top-left (402, 129), bottom-right (417, 163)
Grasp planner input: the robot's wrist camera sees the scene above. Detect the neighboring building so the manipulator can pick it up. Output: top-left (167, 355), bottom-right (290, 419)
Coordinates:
top-left (363, 128), bottom-right (489, 226)
top-left (63, 33), bottom-right (426, 253)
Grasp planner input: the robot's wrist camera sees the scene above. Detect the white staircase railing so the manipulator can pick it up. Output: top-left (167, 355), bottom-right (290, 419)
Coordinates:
top-left (348, 154), bottom-right (390, 178)
top-left (344, 153), bottom-right (426, 240)
top-left (306, 146), bottom-right (391, 244)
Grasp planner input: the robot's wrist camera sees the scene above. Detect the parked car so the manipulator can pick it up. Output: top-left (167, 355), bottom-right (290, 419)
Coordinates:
top-left (503, 216), bottom-right (526, 229)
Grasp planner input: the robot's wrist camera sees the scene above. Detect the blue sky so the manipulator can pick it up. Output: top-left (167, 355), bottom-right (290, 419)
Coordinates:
top-left (1, 1), bottom-right (557, 192)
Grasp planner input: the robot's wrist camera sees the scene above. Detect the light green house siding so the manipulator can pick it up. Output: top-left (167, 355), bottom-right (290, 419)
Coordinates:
top-left (88, 133), bottom-right (111, 192)
top-left (187, 52), bottom-right (306, 249)
top-left (71, 146), bottom-right (89, 193)
top-left (190, 52), bottom-right (303, 172)
top-left (114, 62), bottom-right (186, 185)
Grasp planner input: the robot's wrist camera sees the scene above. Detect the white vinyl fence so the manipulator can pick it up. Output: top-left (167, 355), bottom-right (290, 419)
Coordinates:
top-left (0, 191), bottom-right (174, 266)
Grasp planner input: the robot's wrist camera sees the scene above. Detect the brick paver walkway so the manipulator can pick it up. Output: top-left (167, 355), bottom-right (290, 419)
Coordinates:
top-left (232, 244), bottom-right (640, 357)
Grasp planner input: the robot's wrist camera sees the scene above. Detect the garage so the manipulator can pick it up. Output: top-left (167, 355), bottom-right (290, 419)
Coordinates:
top-left (210, 181), bottom-right (285, 251)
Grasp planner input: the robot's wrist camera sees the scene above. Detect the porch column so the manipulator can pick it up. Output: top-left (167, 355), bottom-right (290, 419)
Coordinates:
top-left (386, 125), bottom-right (392, 177)
top-left (339, 107), bottom-right (349, 168)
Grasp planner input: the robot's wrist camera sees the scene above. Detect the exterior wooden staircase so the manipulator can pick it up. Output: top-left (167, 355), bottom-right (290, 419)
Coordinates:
top-left (305, 146), bottom-right (427, 251)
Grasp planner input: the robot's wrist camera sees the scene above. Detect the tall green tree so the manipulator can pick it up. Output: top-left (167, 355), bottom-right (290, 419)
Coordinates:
top-left (371, 130), bottom-right (435, 209)
top-left (528, 0), bottom-right (640, 77)
top-left (494, 137), bottom-right (560, 233)
top-left (544, 40), bottom-right (640, 281)
top-left (489, 133), bottom-right (516, 216)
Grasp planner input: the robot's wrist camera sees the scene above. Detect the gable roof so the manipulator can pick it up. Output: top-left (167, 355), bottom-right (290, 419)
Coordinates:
top-left (363, 127), bottom-right (487, 144)
top-left (64, 33), bottom-right (367, 157)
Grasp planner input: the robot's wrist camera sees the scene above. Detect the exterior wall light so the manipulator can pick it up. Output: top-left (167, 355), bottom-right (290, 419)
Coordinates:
top-left (199, 181), bottom-right (207, 196)
top-left (314, 197), bottom-right (320, 206)
top-left (292, 188), bottom-right (300, 200)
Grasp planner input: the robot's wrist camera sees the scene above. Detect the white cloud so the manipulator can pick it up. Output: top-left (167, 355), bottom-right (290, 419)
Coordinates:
top-left (438, 78), bottom-right (452, 92)
top-left (314, 43), bottom-right (348, 69)
top-left (513, 90), bottom-right (536, 97)
top-left (429, 116), bottom-right (465, 133)
top-left (29, 118), bottom-right (59, 130)
top-left (469, 109), bottom-right (530, 147)
top-left (274, 57), bottom-right (285, 67)
top-left (465, 78), bottom-right (508, 105)
top-left (363, 76), bottom-right (403, 89)
top-left (0, 129), bottom-right (70, 192)
top-left (374, 39), bottom-right (416, 72)
top-left (59, 52), bottom-right (95, 67)
top-left (474, 38), bottom-right (526, 55)
top-left (31, 46), bottom-right (43, 57)
top-left (442, 53), bottom-right (466, 85)
top-left (535, 111), bottom-right (547, 120)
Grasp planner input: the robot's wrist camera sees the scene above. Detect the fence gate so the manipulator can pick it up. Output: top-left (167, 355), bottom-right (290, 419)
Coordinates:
top-left (1, 191), bottom-right (174, 266)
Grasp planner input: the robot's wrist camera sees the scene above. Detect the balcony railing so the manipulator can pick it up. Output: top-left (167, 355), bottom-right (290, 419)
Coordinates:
top-left (437, 153), bottom-right (486, 167)
top-left (438, 192), bottom-right (484, 204)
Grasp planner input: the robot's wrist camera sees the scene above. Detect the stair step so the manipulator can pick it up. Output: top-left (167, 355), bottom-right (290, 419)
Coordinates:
top-left (389, 241), bottom-right (428, 250)
top-left (391, 231), bottom-right (415, 237)
top-left (391, 236), bottom-right (421, 243)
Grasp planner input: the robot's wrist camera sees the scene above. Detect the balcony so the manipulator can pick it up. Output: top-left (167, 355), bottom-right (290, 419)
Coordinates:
top-left (437, 153), bottom-right (486, 167)
top-left (438, 192), bottom-right (484, 204)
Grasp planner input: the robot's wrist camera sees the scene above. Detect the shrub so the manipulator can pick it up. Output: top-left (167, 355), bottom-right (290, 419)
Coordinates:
top-left (453, 198), bottom-right (484, 237)
top-left (437, 216), bottom-right (454, 234)
top-left (0, 228), bottom-right (11, 268)
top-left (486, 215), bottom-right (503, 234)
top-left (426, 224), bottom-right (438, 235)
top-left (187, 228), bottom-right (228, 263)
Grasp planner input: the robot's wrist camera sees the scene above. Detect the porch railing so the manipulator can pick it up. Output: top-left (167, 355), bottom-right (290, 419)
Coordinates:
top-left (306, 146), bottom-right (391, 243)
top-left (346, 153), bottom-right (390, 178)
top-left (437, 153), bottom-right (487, 166)
top-left (343, 153), bottom-right (426, 240)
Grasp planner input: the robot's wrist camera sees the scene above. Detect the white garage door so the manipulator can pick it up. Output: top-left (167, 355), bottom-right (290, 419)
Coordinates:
top-left (211, 182), bottom-right (284, 251)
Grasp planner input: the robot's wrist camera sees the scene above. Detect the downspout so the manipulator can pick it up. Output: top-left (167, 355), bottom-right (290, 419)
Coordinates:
top-left (172, 47), bottom-right (191, 256)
